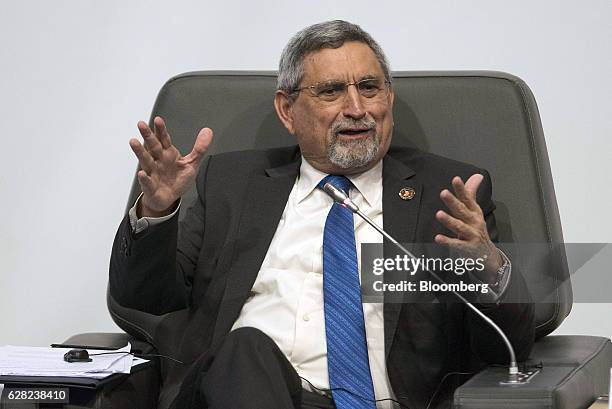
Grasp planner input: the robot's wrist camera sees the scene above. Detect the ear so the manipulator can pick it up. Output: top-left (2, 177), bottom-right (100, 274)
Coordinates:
top-left (274, 90), bottom-right (295, 135)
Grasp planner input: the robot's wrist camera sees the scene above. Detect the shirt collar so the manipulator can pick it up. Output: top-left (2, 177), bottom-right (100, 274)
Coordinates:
top-left (296, 156), bottom-right (383, 207)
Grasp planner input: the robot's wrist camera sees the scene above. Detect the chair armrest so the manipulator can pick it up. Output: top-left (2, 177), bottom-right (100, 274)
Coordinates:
top-left (60, 332), bottom-right (156, 355)
top-left (453, 335), bottom-right (612, 409)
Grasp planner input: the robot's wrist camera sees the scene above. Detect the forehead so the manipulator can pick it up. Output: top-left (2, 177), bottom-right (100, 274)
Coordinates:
top-left (301, 41), bottom-right (384, 83)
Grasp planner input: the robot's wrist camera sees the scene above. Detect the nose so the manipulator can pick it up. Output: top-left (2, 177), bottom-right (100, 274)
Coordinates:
top-left (341, 84), bottom-right (366, 119)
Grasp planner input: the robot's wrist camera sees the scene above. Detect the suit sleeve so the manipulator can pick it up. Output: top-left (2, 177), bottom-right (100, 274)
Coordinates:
top-left (466, 169), bottom-right (535, 363)
top-left (108, 157), bottom-right (211, 315)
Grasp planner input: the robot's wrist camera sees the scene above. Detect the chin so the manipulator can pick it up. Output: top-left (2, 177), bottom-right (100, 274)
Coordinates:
top-left (328, 144), bottom-right (378, 170)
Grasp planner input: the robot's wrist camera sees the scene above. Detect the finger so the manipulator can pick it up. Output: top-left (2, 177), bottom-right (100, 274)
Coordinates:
top-left (138, 120), bottom-right (163, 159)
top-left (435, 210), bottom-right (478, 239)
top-left (153, 116), bottom-right (173, 149)
top-left (440, 189), bottom-right (473, 221)
top-left (434, 233), bottom-right (467, 248)
top-left (136, 120), bottom-right (153, 139)
top-left (451, 176), bottom-right (479, 211)
top-left (184, 127), bottom-right (214, 163)
top-left (129, 138), bottom-right (155, 173)
top-left (451, 176), bottom-right (469, 201)
top-left (137, 169), bottom-right (155, 194)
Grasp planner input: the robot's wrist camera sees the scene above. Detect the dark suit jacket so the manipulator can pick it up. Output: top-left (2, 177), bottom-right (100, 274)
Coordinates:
top-left (110, 145), bottom-right (534, 409)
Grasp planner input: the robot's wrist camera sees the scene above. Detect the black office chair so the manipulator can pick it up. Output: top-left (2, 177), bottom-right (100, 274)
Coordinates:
top-left (65, 71), bottom-right (611, 409)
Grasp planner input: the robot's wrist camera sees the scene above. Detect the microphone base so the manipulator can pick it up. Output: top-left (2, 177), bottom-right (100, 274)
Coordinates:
top-left (455, 365), bottom-right (600, 408)
top-left (499, 369), bottom-right (541, 385)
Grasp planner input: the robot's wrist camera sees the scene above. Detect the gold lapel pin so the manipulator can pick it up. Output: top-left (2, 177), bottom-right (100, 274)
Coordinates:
top-left (399, 187), bottom-right (416, 200)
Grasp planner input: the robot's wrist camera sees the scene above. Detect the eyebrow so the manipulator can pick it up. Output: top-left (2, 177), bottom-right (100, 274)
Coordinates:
top-left (359, 74), bottom-right (379, 81)
top-left (317, 74), bottom-right (381, 85)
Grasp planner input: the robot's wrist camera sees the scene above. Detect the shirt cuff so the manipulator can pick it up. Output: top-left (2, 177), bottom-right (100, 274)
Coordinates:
top-left (469, 248), bottom-right (512, 303)
top-left (128, 193), bottom-right (181, 234)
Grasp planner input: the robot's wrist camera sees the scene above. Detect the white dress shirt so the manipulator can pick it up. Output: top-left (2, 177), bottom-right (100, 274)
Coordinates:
top-left (229, 158), bottom-right (395, 408)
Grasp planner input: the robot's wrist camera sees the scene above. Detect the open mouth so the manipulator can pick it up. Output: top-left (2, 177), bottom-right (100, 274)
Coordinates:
top-left (337, 128), bottom-right (372, 138)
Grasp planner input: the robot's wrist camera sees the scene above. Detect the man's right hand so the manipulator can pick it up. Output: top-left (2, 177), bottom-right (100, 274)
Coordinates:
top-left (129, 116), bottom-right (213, 218)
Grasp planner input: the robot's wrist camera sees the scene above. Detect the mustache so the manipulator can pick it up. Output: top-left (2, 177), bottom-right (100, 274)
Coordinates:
top-left (331, 117), bottom-right (377, 135)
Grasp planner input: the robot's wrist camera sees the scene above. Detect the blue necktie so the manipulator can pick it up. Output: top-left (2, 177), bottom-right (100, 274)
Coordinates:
top-left (318, 175), bottom-right (376, 409)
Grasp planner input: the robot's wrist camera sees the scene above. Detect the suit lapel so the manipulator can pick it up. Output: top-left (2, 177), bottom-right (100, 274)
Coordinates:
top-left (212, 157), bottom-right (300, 345)
top-left (382, 154), bottom-right (422, 359)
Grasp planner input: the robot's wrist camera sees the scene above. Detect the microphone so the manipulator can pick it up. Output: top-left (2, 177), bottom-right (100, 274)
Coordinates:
top-left (322, 182), bottom-right (535, 385)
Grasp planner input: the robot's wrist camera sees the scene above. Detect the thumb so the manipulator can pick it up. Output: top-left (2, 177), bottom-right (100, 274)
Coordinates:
top-left (464, 173), bottom-right (484, 198)
top-left (186, 128), bottom-right (214, 162)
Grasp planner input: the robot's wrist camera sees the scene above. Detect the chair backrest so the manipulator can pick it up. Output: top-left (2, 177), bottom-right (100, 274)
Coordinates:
top-left (109, 70), bottom-right (571, 347)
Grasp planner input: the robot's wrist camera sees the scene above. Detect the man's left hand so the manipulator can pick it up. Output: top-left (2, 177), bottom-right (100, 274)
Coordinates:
top-left (434, 174), bottom-right (503, 283)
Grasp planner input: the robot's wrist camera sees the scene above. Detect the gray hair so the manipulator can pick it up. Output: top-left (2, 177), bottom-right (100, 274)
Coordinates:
top-left (277, 20), bottom-right (391, 93)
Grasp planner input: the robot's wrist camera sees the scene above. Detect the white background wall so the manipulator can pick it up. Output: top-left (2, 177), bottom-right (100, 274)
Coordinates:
top-left (1, 0), bottom-right (610, 346)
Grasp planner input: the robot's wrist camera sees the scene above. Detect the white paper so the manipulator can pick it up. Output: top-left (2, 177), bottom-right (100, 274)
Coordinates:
top-left (0, 343), bottom-right (148, 379)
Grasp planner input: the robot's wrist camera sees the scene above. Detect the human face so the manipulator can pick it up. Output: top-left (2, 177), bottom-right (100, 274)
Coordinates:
top-left (275, 41), bottom-right (394, 175)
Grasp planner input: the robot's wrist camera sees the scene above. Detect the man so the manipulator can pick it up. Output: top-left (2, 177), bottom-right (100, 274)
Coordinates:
top-left (111, 20), bottom-right (534, 409)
